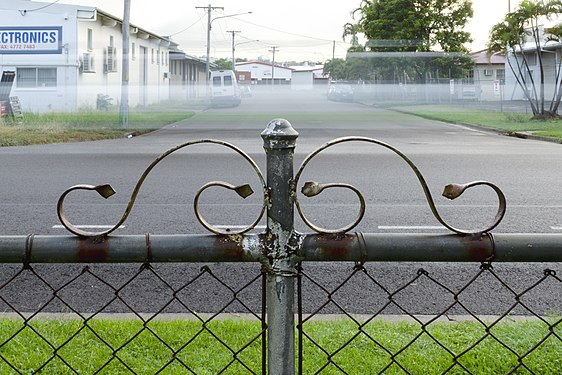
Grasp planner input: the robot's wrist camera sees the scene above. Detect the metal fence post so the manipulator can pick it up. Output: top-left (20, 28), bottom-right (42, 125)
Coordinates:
top-left (262, 119), bottom-right (299, 375)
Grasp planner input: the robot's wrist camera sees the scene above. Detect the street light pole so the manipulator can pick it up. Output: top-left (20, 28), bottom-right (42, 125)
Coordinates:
top-left (195, 6), bottom-right (251, 85)
top-left (227, 30), bottom-right (240, 70)
top-left (269, 46), bottom-right (278, 86)
top-left (196, 4), bottom-right (223, 85)
top-left (120, 0), bottom-right (131, 127)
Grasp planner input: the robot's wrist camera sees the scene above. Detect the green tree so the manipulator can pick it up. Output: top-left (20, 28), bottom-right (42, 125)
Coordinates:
top-left (211, 58), bottom-right (233, 71)
top-left (347, 0), bottom-right (474, 82)
top-left (323, 58), bottom-right (350, 80)
top-left (488, 0), bottom-right (562, 118)
top-left (342, 22), bottom-right (363, 49)
top-left (357, 0), bottom-right (473, 52)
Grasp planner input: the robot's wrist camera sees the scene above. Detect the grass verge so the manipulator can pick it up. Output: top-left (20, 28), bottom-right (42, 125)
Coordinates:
top-left (0, 108), bottom-right (195, 147)
top-left (394, 104), bottom-right (562, 141)
top-left (0, 317), bottom-right (560, 374)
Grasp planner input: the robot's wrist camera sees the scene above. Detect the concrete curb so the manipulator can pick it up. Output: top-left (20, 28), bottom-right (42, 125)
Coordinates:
top-left (379, 105), bottom-right (562, 145)
top-left (510, 131), bottom-right (562, 144)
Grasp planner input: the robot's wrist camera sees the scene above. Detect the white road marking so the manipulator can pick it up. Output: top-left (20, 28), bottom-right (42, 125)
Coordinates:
top-left (215, 225), bottom-right (266, 230)
top-left (551, 226), bottom-right (562, 231)
top-left (378, 225), bottom-right (448, 230)
top-left (52, 225), bottom-right (125, 229)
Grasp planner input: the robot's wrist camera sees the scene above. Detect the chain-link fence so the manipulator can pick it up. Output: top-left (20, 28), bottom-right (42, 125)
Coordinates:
top-left (0, 262), bottom-right (266, 374)
top-left (297, 262), bottom-right (562, 374)
top-left (0, 260), bottom-right (561, 374)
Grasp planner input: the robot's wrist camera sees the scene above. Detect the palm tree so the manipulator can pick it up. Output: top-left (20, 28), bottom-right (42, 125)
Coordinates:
top-left (488, 0), bottom-right (562, 118)
top-left (342, 22), bottom-right (362, 48)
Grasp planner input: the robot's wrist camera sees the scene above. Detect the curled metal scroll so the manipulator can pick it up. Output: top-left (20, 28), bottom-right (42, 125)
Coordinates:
top-left (294, 136), bottom-right (506, 235)
top-left (57, 140), bottom-right (266, 237)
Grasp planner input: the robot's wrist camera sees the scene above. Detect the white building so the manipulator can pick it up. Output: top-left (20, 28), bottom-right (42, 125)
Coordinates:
top-left (169, 50), bottom-right (210, 101)
top-left (290, 64), bottom-right (328, 90)
top-left (234, 61), bottom-right (293, 85)
top-left (0, 0), bottom-right (174, 112)
top-left (504, 25), bottom-right (562, 102)
top-left (468, 50), bottom-right (505, 101)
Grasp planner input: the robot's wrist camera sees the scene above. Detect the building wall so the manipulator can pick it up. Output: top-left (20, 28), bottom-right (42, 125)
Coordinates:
top-left (291, 71), bottom-right (313, 90)
top-left (76, 12), bottom-right (171, 109)
top-left (0, 2), bottom-right (80, 112)
top-left (169, 56), bottom-right (207, 100)
top-left (473, 65), bottom-right (505, 101)
top-left (235, 62), bottom-right (292, 83)
top-left (0, 0), bottom-right (171, 113)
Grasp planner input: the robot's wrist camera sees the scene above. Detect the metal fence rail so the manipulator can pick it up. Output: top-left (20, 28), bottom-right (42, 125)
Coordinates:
top-left (0, 119), bottom-right (561, 374)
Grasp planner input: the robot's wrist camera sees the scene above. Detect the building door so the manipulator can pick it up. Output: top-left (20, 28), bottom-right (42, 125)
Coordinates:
top-left (139, 46), bottom-right (148, 106)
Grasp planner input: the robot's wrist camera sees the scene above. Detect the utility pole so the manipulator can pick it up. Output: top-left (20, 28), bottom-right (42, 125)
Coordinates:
top-left (332, 40), bottom-right (335, 60)
top-left (196, 4), bottom-right (224, 84)
top-left (227, 30), bottom-right (240, 70)
top-left (120, 0), bottom-right (131, 127)
top-left (269, 46), bottom-right (278, 86)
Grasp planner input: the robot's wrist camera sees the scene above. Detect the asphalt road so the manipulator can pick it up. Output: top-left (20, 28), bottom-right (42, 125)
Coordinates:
top-left (0, 87), bottom-right (561, 316)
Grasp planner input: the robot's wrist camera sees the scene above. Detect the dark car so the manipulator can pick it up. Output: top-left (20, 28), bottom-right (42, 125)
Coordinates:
top-left (327, 81), bottom-right (355, 102)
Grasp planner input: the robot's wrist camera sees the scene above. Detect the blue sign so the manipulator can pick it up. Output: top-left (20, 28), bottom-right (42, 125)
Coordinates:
top-left (0, 26), bottom-right (62, 54)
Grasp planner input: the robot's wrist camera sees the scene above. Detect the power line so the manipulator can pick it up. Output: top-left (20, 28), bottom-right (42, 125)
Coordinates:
top-left (18, 0), bottom-right (61, 15)
top-left (169, 12), bottom-right (207, 37)
top-left (235, 18), bottom-right (336, 43)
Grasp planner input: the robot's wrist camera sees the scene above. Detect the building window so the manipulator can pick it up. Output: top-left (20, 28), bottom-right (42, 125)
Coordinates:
top-left (151, 48), bottom-right (154, 63)
top-left (496, 69), bottom-right (505, 83)
top-left (17, 68), bottom-right (57, 88)
top-left (87, 29), bottom-right (93, 50)
top-left (157, 49), bottom-right (160, 65)
top-left (465, 69), bottom-right (474, 84)
top-left (131, 42), bottom-right (136, 60)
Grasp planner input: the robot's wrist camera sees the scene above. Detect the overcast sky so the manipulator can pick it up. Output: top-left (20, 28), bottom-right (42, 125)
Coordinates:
top-left (55, 0), bottom-right (522, 62)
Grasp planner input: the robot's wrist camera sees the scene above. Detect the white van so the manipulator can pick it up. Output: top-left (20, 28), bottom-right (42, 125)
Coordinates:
top-left (209, 70), bottom-right (241, 107)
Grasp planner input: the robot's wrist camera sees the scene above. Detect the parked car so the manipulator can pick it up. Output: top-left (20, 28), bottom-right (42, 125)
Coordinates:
top-left (327, 81), bottom-right (355, 102)
top-left (209, 70), bottom-right (242, 107)
top-left (240, 85), bottom-right (252, 98)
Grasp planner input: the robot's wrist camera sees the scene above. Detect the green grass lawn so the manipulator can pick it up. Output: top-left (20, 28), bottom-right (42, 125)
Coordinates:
top-left (396, 104), bottom-right (562, 141)
top-left (0, 109), bottom-right (195, 147)
top-left (0, 317), bottom-right (560, 374)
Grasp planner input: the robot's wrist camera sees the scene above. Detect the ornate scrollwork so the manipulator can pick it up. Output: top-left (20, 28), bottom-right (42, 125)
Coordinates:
top-left (57, 140), bottom-right (266, 237)
top-left (293, 136), bottom-right (506, 236)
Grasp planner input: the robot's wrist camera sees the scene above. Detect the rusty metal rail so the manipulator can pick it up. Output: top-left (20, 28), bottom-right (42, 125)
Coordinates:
top-left (0, 119), bottom-right (561, 374)
top-left (1, 233), bottom-right (562, 264)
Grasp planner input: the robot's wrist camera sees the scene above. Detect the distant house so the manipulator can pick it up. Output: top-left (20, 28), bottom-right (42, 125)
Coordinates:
top-left (290, 64), bottom-right (328, 90)
top-left (504, 25), bottom-right (562, 101)
top-left (468, 50), bottom-right (505, 101)
top-left (1, 0), bottom-right (174, 112)
top-left (234, 61), bottom-right (293, 85)
top-left (169, 50), bottom-right (211, 100)
top-left (0, 0), bottom-right (205, 112)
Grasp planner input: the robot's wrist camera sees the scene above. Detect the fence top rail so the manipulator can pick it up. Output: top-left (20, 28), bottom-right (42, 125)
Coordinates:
top-left (0, 233), bottom-right (560, 264)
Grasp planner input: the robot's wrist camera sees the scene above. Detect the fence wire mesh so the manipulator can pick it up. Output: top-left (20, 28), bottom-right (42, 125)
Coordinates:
top-left (297, 262), bottom-right (562, 375)
top-left (0, 263), bottom-right (266, 374)
top-left (1, 260), bottom-right (561, 374)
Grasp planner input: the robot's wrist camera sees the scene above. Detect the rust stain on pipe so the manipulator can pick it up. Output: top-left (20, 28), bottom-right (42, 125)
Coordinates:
top-left (77, 236), bottom-right (109, 262)
top-left (214, 234), bottom-right (246, 260)
top-left (462, 235), bottom-right (493, 261)
top-left (311, 234), bottom-right (355, 260)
